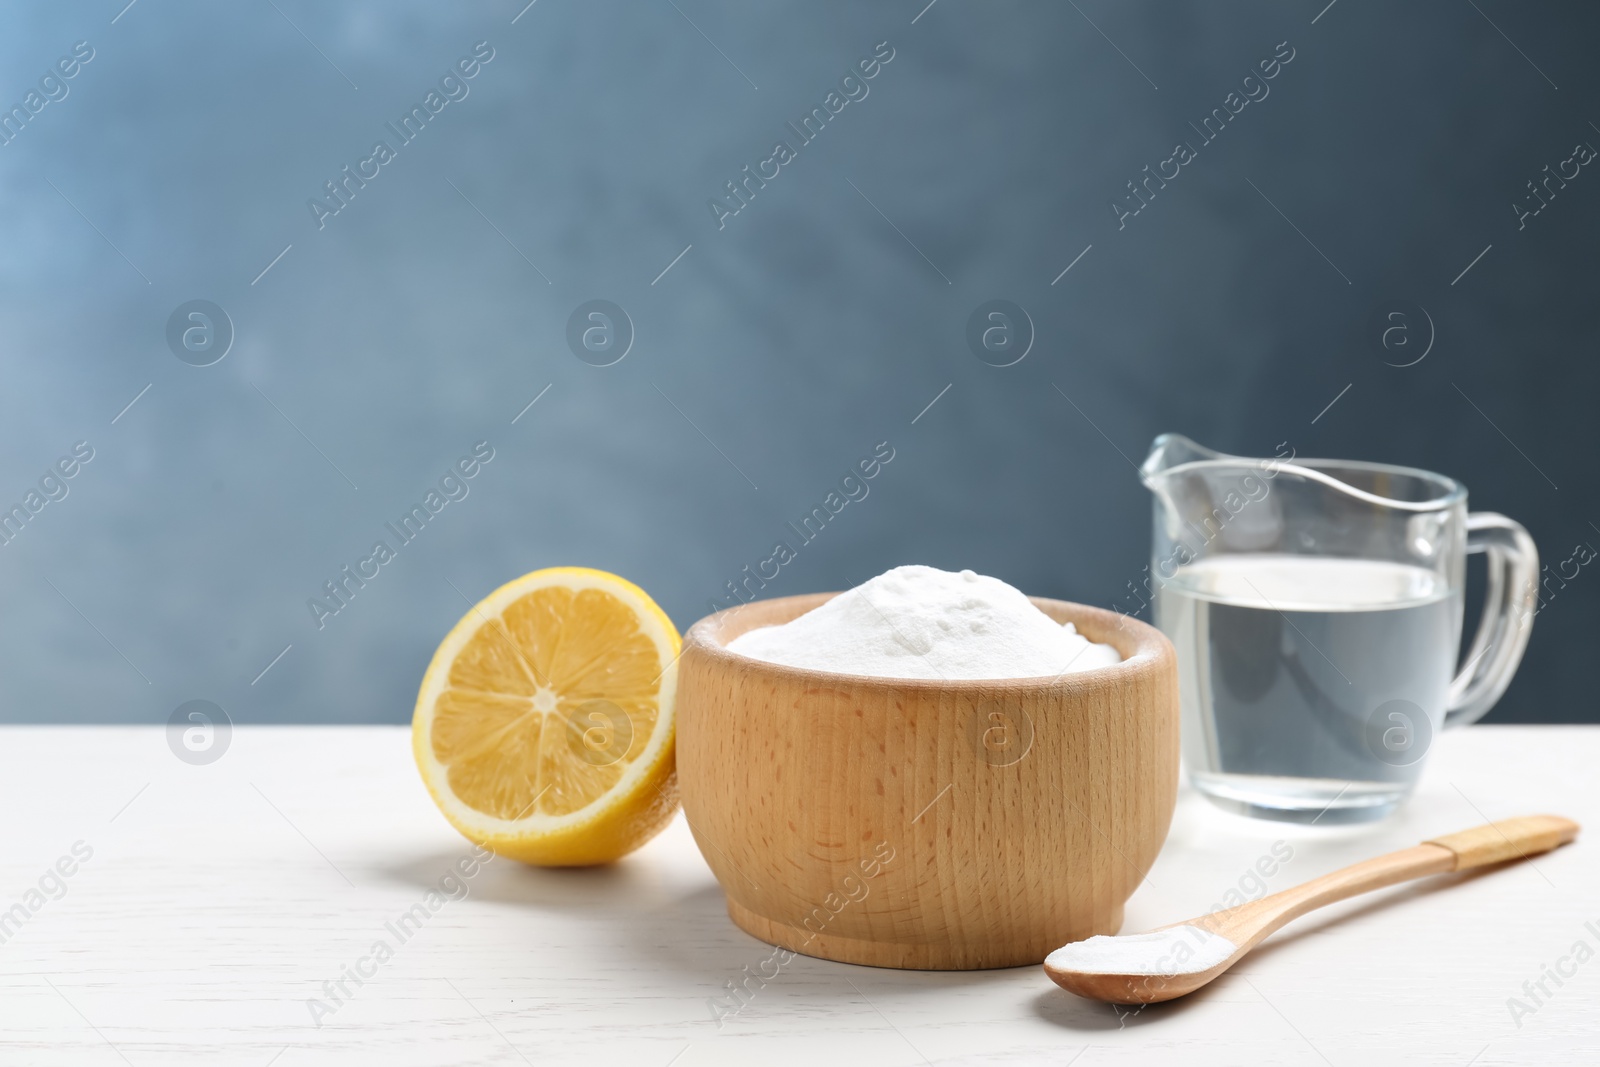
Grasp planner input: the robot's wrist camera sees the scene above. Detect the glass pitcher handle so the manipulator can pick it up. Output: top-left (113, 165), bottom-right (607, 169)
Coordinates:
top-left (1445, 513), bottom-right (1539, 727)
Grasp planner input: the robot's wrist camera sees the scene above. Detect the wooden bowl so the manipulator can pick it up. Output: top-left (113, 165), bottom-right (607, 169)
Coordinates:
top-left (677, 593), bottom-right (1178, 970)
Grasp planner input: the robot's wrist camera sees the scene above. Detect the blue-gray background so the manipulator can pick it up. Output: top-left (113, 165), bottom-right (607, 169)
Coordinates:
top-left (1, 1), bottom-right (1594, 724)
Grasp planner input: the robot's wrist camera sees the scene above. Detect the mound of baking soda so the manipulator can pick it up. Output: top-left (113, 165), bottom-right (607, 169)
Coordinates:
top-left (725, 565), bottom-right (1122, 681)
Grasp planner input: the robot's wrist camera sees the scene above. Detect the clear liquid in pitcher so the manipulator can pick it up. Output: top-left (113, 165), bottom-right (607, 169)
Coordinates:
top-left (1155, 555), bottom-right (1462, 823)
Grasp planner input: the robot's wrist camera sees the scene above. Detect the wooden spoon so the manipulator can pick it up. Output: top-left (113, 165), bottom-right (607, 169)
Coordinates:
top-left (1044, 814), bottom-right (1580, 1004)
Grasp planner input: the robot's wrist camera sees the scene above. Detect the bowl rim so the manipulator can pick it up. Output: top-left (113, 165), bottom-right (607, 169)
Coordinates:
top-left (682, 590), bottom-right (1173, 692)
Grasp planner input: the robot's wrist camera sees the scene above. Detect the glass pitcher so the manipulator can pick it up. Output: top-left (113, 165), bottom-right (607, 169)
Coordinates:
top-left (1139, 434), bottom-right (1538, 823)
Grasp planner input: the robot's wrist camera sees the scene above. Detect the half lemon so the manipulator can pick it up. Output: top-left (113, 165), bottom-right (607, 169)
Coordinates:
top-left (412, 567), bottom-right (681, 865)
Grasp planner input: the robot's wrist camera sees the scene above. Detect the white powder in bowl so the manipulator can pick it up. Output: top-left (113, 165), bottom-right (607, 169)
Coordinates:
top-left (724, 565), bottom-right (1122, 681)
top-left (1044, 926), bottom-right (1237, 976)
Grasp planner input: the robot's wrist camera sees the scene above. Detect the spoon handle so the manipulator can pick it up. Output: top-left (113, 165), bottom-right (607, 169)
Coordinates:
top-left (1207, 814), bottom-right (1580, 950)
top-left (1424, 814), bottom-right (1579, 870)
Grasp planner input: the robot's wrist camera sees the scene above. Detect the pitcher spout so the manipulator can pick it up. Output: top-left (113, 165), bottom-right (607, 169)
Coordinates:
top-left (1141, 434), bottom-right (1311, 547)
top-left (1139, 433), bottom-right (1223, 488)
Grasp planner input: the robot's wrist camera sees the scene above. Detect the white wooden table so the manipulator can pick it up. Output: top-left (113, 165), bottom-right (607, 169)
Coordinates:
top-left (1, 725), bottom-right (1594, 1065)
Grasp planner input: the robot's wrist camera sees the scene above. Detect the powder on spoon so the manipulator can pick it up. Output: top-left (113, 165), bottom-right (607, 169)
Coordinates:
top-left (1045, 926), bottom-right (1237, 976)
top-left (724, 565), bottom-right (1122, 680)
